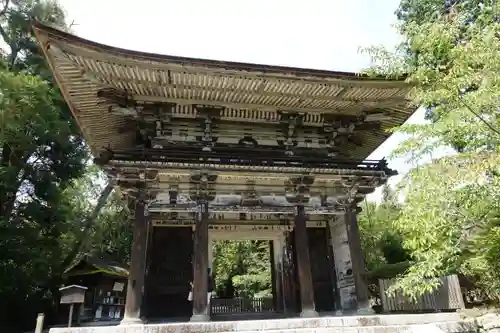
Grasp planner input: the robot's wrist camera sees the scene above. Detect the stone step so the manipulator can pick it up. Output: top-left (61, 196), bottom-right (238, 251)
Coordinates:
top-left (205, 313), bottom-right (463, 332)
top-left (48, 313), bottom-right (473, 333)
top-left (219, 321), bottom-right (476, 333)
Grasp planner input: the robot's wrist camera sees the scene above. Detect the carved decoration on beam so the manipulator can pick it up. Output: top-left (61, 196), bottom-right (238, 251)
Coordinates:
top-left (346, 184), bottom-right (360, 204)
top-left (149, 205), bottom-right (343, 215)
top-left (97, 88), bottom-right (180, 148)
top-left (285, 175), bottom-right (314, 204)
top-left (194, 106), bottom-right (223, 152)
top-left (189, 171), bottom-right (218, 202)
top-left (115, 168), bottom-right (159, 191)
top-left (278, 111), bottom-right (304, 156)
top-left (145, 103), bottom-right (176, 149)
top-left (240, 179), bottom-right (262, 207)
top-left (123, 188), bottom-right (152, 211)
top-left (320, 113), bottom-right (383, 156)
top-left (128, 104), bottom-right (174, 149)
top-left (108, 160), bottom-right (393, 216)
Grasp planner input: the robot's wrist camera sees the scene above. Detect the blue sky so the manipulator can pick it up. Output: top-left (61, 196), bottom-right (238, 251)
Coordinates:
top-left (59, 0), bottom-right (427, 201)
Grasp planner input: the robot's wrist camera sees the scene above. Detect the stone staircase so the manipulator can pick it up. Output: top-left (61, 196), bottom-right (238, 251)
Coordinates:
top-left (49, 312), bottom-right (477, 333)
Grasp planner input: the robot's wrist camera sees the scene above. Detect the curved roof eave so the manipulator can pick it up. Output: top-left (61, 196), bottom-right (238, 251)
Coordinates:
top-left (31, 19), bottom-right (408, 83)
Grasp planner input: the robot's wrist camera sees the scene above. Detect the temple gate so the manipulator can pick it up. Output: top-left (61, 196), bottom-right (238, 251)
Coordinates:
top-left (32, 20), bottom-right (416, 324)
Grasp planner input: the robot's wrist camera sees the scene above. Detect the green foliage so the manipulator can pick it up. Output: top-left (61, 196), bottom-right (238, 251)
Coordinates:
top-left (0, 65), bottom-right (82, 331)
top-left (0, 1), bottom-right (131, 331)
top-left (358, 186), bottom-right (410, 272)
top-left (58, 165), bottom-right (132, 264)
top-left (366, 261), bottom-right (411, 280)
top-left (390, 155), bottom-right (500, 298)
top-left (232, 273), bottom-right (272, 298)
top-left (212, 240), bottom-right (272, 298)
top-left (362, 0), bottom-right (500, 300)
top-left (87, 191), bottom-right (132, 264)
top-left (0, 0), bottom-right (67, 75)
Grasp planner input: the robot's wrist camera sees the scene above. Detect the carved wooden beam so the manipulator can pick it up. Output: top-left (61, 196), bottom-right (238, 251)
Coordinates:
top-left (278, 111), bottom-right (304, 156)
top-left (285, 175), bottom-right (314, 204)
top-left (189, 170), bottom-right (218, 202)
top-left (193, 106), bottom-right (223, 152)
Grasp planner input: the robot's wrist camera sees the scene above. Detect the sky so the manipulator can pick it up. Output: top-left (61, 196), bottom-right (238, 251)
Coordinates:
top-left (58, 0), bottom-right (429, 201)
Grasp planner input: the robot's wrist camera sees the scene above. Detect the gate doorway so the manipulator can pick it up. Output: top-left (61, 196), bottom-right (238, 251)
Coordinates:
top-left (208, 230), bottom-right (284, 319)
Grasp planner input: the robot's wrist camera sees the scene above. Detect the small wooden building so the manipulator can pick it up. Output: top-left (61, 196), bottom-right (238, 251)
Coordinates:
top-left (62, 255), bottom-right (129, 324)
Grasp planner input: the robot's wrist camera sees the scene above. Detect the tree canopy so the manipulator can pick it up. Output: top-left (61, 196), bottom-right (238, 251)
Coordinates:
top-left (363, 0), bottom-right (500, 299)
top-left (0, 1), bottom-right (131, 331)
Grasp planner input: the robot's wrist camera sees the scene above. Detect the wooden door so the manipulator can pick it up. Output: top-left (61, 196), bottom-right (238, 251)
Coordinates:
top-left (307, 228), bottom-right (336, 312)
top-left (143, 227), bottom-right (193, 319)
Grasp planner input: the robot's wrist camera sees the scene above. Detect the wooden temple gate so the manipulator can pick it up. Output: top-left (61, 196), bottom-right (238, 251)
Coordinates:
top-left (32, 20), bottom-right (416, 323)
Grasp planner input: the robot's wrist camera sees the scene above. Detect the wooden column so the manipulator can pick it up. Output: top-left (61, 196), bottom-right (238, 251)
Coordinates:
top-left (294, 206), bottom-right (319, 317)
top-left (121, 197), bottom-right (149, 325)
top-left (344, 207), bottom-right (373, 314)
top-left (272, 238), bottom-right (285, 312)
top-left (190, 201), bottom-right (210, 322)
top-left (208, 237), bottom-right (214, 273)
top-left (269, 241), bottom-right (277, 311)
top-left (325, 220), bottom-right (343, 314)
top-left (281, 232), bottom-right (296, 314)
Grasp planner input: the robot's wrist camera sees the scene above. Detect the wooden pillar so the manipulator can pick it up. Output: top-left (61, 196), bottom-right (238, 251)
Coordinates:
top-left (325, 221), bottom-right (343, 313)
top-left (344, 207), bottom-right (374, 314)
top-left (281, 232), bottom-right (295, 314)
top-left (330, 217), bottom-right (357, 312)
top-left (208, 237), bottom-right (214, 273)
top-left (273, 238), bottom-right (285, 313)
top-left (190, 201), bottom-right (210, 322)
top-left (121, 197), bottom-right (149, 325)
top-left (294, 206), bottom-right (319, 317)
top-left (269, 241), bottom-right (277, 311)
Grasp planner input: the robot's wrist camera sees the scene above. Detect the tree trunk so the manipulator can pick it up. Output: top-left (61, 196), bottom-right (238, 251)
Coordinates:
top-left (60, 183), bottom-right (114, 270)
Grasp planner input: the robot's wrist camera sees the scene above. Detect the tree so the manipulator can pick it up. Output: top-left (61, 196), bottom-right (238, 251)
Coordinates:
top-left (358, 187), bottom-right (410, 273)
top-left (363, 1), bottom-right (500, 298)
top-left (0, 0), bottom-right (87, 218)
top-left (0, 1), bottom-right (96, 330)
top-left (56, 165), bottom-right (132, 265)
top-left (212, 240), bottom-right (272, 298)
top-left (391, 156), bottom-right (499, 297)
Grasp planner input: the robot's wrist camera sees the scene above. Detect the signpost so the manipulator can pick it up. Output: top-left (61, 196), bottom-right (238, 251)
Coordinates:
top-left (59, 285), bottom-right (88, 327)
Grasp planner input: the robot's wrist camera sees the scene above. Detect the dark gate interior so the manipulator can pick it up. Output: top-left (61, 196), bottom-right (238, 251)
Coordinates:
top-left (307, 228), bottom-right (336, 312)
top-left (143, 227), bottom-right (193, 319)
top-left (284, 228), bottom-right (336, 314)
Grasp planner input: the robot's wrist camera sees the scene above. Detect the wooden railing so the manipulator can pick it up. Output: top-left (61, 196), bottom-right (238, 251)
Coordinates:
top-left (211, 297), bottom-right (274, 314)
